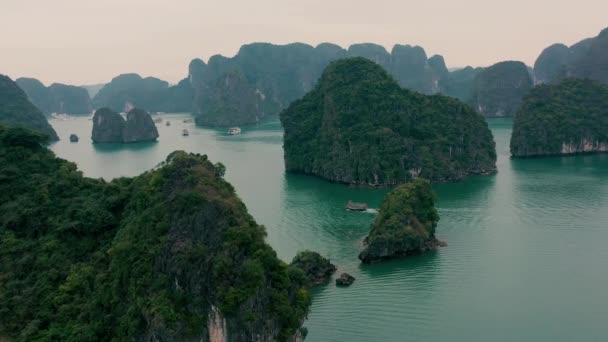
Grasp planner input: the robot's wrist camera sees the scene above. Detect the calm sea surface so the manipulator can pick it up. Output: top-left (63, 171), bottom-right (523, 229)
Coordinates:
top-left (49, 115), bottom-right (608, 341)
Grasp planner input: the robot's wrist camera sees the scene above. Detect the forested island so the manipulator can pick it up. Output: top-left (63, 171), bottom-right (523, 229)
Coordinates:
top-left (510, 78), bottom-right (608, 157)
top-left (16, 77), bottom-right (92, 114)
top-left (280, 58), bottom-right (497, 186)
top-left (0, 75), bottom-right (58, 140)
top-left (91, 108), bottom-right (159, 143)
top-left (359, 178), bottom-right (445, 263)
top-left (0, 125), bottom-right (319, 341)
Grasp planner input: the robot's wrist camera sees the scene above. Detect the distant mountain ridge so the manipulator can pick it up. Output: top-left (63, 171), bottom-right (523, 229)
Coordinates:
top-left (16, 77), bottom-right (92, 115)
top-left (534, 27), bottom-right (608, 85)
top-left (63, 27), bottom-right (608, 124)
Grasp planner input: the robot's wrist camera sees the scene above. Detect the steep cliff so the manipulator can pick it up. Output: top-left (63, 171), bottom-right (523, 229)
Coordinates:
top-left (359, 179), bottom-right (444, 263)
top-left (510, 78), bottom-right (608, 157)
top-left (0, 75), bottom-right (58, 140)
top-left (0, 126), bottom-right (311, 341)
top-left (194, 71), bottom-right (263, 127)
top-left (470, 61), bottom-right (533, 117)
top-left (91, 108), bottom-right (158, 143)
top-left (91, 107), bottom-right (126, 143)
top-left (280, 58), bottom-right (496, 186)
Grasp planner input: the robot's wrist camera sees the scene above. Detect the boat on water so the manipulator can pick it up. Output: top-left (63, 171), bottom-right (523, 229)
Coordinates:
top-left (228, 127), bottom-right (241, 135)
top-left (69, 134), bottom-right (79, 143)
top-left (51, 113), bottom-right (68, 121)
top-left (346, 200), bottom-right (368, 211)
top-left (166, 121), bottom-right (171, 126)
top-left (182, 129), bottom-right (189, 136)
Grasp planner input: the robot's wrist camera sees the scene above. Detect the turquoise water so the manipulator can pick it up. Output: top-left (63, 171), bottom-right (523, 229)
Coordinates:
top-left (49, 115), bottom-right (608, 341)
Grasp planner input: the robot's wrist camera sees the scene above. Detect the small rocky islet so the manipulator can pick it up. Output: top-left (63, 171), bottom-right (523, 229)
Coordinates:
top-left (91, 107), bottom-right (159, 143)
top-left (290, 251), bottom-right (337, 286)
top-left (359, 178), bottom-right (446, 263)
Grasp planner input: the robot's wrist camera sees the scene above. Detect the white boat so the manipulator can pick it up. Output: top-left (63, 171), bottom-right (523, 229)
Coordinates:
top-left (227, 127), bottom-right (241, 135)
top-left (182, 129), bottom-right (189, 136)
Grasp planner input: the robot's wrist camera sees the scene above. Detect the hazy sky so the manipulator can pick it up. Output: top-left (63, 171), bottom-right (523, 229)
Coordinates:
top-left (1, 0), bottom-right (606, 85)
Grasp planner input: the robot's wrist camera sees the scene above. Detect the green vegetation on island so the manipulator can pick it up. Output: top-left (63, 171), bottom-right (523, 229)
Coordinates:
top-left (0, 126), bottom-right (312, 341)
top-left (359, 178), bottom-right (444, 263)
top-left (0, 75), bottom-right (58, 141)
top-left (280, 58), bottom-right (497, 186)
top-left (510, 78), bottom-right (608, 157)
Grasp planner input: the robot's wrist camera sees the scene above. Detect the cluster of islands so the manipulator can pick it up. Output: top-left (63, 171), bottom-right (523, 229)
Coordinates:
top-left (0, 26), bottom-right (607, 341)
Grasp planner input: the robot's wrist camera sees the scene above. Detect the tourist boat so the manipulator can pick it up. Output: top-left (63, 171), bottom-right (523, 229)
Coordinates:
top-left (166, 121), bottom-right (171, 126)
top-left (69, 134), bottom-right (79, 143)
top-left (346, 200), bottom-right (368, 211)
top-left (227, 127), bottom-right (241, 135)
top-left (182, 129), bottom-right (189, 136)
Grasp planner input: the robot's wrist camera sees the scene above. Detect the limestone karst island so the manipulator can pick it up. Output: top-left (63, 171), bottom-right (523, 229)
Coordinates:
top-left (1, 2), bottom-right (608, 341)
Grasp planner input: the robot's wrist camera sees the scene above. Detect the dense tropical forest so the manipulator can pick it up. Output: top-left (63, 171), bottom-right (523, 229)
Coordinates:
top-left (280, 58), bottom-right (497, 186)
top-left (0, 126), bottom-right (313, 341)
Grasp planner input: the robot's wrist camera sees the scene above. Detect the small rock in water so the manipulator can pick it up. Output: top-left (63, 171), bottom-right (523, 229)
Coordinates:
top-left (336, 273), bottom-right (355, 287)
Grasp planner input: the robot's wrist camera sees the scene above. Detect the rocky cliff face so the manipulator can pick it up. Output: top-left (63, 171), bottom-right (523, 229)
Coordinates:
top-left (16, 77), bottom-right (92, 114)
top-left (359, 179), bottom-right (445, 263)
top-left (123, 108), bottom-right (159, 142)
top-left (0, 75), bottom-right (58, 140)
top-left (92, 108), bottom-right (158, 143)
top-left (0, 127), bottom-right (311, 341)
top-left (280, 58), bottom-right (496, 186)
top-left (511, 78), bottom-right (608, 157)
top-left (470, 61), bottom-right (533, 117)
top-left (91, 107), bottom-right (126, 143)
top-left (194, 71), bottom-right (263, 127)
top-left (533, 27), bottom-right (608, 86)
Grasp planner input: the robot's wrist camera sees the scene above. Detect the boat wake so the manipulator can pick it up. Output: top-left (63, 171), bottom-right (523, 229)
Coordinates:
top-left (364, 208), bottom-right (378, 214)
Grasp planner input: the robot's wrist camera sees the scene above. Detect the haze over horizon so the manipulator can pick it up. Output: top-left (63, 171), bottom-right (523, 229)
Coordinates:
top-left (1, 0), bottom-right (606, 86)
